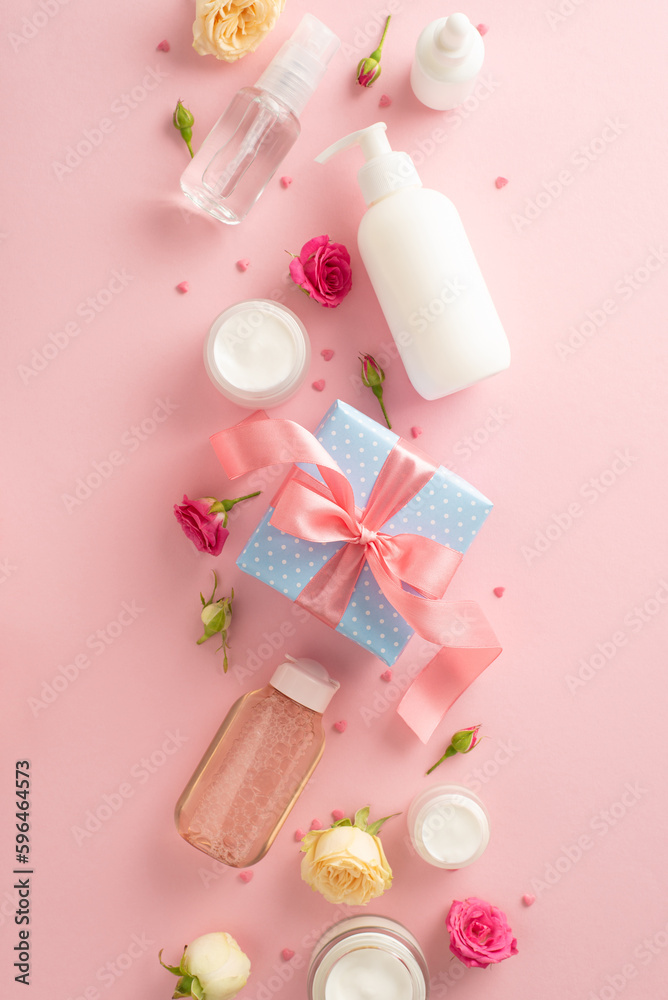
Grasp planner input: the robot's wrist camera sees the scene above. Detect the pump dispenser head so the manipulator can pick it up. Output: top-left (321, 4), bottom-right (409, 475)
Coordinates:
top-left (316, 122), bottom-right (421, 206)
top-left (255, 14), bottom-right (340, 118)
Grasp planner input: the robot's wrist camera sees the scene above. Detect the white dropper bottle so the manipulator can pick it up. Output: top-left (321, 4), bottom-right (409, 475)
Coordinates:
top-left (316, 122), bottom-right (510, 400)
top-left (410, 13), bottom-right (484, 110)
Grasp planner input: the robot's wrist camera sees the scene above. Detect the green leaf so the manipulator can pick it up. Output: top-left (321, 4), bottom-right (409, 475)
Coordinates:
top-left (172, 974), bottom-right (195, 998)
top-left (208, 501), bottom-right (225, 514)
top-left (366, 812), bottom-right (401, 837)
top-left (158, 947), bottom-right (185, 976)
top-left (190, 975), bottom-right (205, 1000)
top-left (332, 817), bottom-right (353, 827)
top-left (353, 806), bottom-right (370, 830)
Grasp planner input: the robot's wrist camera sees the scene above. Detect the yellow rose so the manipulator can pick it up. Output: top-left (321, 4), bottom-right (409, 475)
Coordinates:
top-left (193, 0), bottom-right (286, 62)
top-left (301, 825), bottom-right (393, 906)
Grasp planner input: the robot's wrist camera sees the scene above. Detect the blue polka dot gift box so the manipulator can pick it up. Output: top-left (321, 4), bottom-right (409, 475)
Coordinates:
top-left (230, 400), bottom-right (493, 667)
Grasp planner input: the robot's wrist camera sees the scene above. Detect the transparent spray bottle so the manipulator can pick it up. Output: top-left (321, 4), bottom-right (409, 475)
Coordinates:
top-left (175, 656), bottom-right (339, 867)
top-left (180, 14), bottom-right (340, 224)
top-left (316, 122), bottom-right (510, 399)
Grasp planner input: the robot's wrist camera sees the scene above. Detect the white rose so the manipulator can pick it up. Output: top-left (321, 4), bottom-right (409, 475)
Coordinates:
top-left (301, 825), bottom-right (393, 906)
top-left (161, 932), bottom-right (250, 1000)
top-left (193, 0), bottom-right (286, 62)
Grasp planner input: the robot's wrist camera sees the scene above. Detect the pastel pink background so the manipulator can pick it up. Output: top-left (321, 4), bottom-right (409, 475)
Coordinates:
top-left (3, 1), bottom-right (668, 998)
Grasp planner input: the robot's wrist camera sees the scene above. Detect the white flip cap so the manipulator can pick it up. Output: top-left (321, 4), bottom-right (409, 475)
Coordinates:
top-left (270, 654), bottom-right (339, 713)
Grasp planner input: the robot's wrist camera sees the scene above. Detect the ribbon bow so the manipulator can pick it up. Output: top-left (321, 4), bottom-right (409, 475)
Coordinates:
top-left (211, 411), bottom-right (501, 742)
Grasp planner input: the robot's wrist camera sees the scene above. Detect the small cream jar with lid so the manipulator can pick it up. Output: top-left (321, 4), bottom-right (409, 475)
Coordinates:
top-left (308, 915), bottom-right (429, 1000)
top-left (408, 784), bottom-right (490, 869)
top-left (204, 299), bottom-right (311, 407)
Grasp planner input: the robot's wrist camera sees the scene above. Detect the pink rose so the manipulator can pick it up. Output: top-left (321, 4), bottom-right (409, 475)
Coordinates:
top-left (446, 897), bottom-right (518, 969)
top-left (174, 496), bottom-right (229, 556)
top-left (289, 235), bottom-right (352, 308)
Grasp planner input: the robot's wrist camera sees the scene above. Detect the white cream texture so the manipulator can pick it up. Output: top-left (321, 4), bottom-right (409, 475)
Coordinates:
top-left (213, 308), bottom-right (297, 391)
top-left (324, 948), bottom-right (413, 1000)
top-left (420, 796), bottom-right (485, 864)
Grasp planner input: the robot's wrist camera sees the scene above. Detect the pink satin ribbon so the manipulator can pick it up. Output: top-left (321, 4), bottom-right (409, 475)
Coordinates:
top-left (210, 412), bottom-right (501, 742)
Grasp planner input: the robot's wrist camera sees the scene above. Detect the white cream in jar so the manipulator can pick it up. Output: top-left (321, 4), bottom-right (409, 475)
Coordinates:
top-left (408, 784), bottom-right (490, 869)
top-left (204, 299), bottom-right (310, 407)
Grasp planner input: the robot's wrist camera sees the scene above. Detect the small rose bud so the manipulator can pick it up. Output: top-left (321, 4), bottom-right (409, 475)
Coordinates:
top-left (159, 931), bottom-right (250, 1000)
top-left (356, 16), bottom-right (391, 88)
top-left (359, 353), bottom-right (391, 428)
top-left (173, 100), bottom-right (195, 158)
top-left (197, 572), bottom-right (234, 672)
top-left (427, 724), bottom-right (482, 775)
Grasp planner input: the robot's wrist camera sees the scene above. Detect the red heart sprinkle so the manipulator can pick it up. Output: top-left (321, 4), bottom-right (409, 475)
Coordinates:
top-left (312, 379), bottom-right (326, 392)
top-left (380, 669), bottom-right (393, 681)
top-left (239, 870), bottom-right (253, 883)
top-left (321, 349), bottom-right (335, 361)
top-left (522, 893), bottom-right (536, 906)
top-left (411, 426), bottom-right (423, 439)
top-left (334, 720), bottom-right (347, 733)
top-left (236, 258), bottom-right (250, 271)
top-left (310, 818), bottom-right (322, 830)
top-left (280, 176), bottom-right (292, 188)
top-left (294, 828), bottom-right (305, 841)
top-left (157, 39), bottom-right (170, 52)
top-left (281, 948), bottom-right (295, 961)
top-left (379, 94), bottom-right (392, 107)
top-left (495, 176), bottom-right (509, 189)
top-left (331, 809), bottom-right (344, 821)
top-left (176, 281), bottom-right (189, 293)
top-left (493, 586), bottom-right (506, 598)
top-left (476, 23), bottom-right (489, 35)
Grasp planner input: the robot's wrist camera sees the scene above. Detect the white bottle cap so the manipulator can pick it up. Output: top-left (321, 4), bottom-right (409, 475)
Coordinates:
top-left (270, 654), bottom-right (339, 713)
top-left (316, 122), bottom-right (421, 206)
top-left (255, 14), bottom-right (340, 118)
top-left (435, 13), bottom-right (476, 58)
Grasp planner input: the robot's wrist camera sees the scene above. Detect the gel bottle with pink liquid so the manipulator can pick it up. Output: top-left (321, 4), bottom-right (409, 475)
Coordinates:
top-left (175, 656), bottom-right (339, 867)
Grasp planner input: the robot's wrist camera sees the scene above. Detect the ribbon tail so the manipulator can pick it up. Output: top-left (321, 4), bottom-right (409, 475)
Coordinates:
top-left (397, 643), bottom-right (502, 744)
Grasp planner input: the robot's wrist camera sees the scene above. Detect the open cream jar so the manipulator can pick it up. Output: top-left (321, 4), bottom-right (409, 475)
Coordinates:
top-left (204, 299), bottom-right (311, 407)
top-left (408, 785), bottom-right (490, 869)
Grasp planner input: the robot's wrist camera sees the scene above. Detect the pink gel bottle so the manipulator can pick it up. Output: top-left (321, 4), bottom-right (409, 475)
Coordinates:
top-left (175, 656), bottom-right (339, 868)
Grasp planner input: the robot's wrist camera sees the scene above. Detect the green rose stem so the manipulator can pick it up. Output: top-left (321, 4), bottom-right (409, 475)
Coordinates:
top-left (173, 100), bottom-right (195, 158)
top-left (208, 492), bottom-right (261, 527)
top-left (356, 15), bottom-right (391, 87)
top-left (426, 724), bottom-right (483, 775)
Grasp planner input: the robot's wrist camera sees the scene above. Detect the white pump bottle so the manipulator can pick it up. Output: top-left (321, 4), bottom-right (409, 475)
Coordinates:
top-left (316, 123), bottom-right (510, 400)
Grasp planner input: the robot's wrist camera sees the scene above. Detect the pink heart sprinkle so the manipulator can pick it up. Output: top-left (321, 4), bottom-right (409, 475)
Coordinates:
top-left (331, 809), bottom-right (344, 822)
top-left (176, 281), bottom-right (189, 294)
top-left (476, 23), bottom-right (489, 36)
top-left (321, 349), bottom-right (335, 361)
top-left (380, 669), bottom-right (393, 682)
top-left (294, 828), bottom-right (305, 841)
top-left (522, 893), bottom-right (536, 906)
top-left (156, 39), bottom-right (170, 52)
top-left (411, 426), bottom-right (423, 439)
top-left (495, 176), bottom-right (509, 189)
top-left (312, 379), bottom-right (326, 392)
top-left (280, 176), bottom-right (292, 188)
top-left (236, 258), bottom-right (250, 272)
top-left (379, 94), bottom-right (392, 107)
top-left (493, 586), bottom-right (506, 598)
top-left (310, 818), bottom-right (322, 831)
top-left (281, 948), bottom-right (295, 962)
top-left (239, 870), bottom-right (253, 883)
top-left (334, 720), bottom-right (347, 733)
